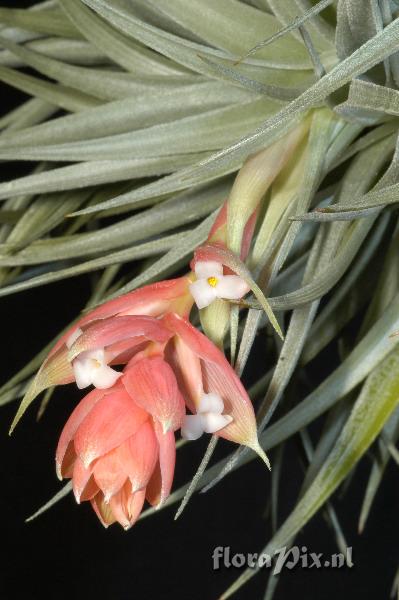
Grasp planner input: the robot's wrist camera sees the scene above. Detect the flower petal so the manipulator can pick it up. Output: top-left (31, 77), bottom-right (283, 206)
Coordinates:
top-left (50, 277), bottom-right (192, 357)
top-left (109, 484), bottom-right (146, 530)
top-left (181, 414), bottom-right (204, 440)
top-left (193, 243), bottom-right (283, 340)
top-left (194, 261), bottom-right (223, 279)
top-left (68, 315), bottom-right (172, 362)
top-left (73, 349), bottom-right (121, 390)
top-left (93, 445), bottom-right (130, 502)
top-left (145, 422), bottom-right (175, 508)
top-left (74, 388), bottom-right (148, 468)
top-left (91, 365), bottom-right (121, 390)
top-left (197, 392), bottom-right (224, 414)
top-left (215, 275), bottom-right (250, 300)
top-left (91, 491), bottom-right (116, 528)
top-left (125, 422), bottom-right (159, 492)
top-left (189, 279), bottom-right (218, 309)
top-left (200, 412), bottom-right (233, 434)
top-left (123, 356), bottom-right (185, 433)
top-left (58, 441), bottom-right (77, 479)
top-left (72, 458), bottom-right (99, 503)
top-left (73, 357), bottom-right (95, 389)
top-left (12, 279), bottom-right (192, 434)
top-left (163, 313), bottom-right (261, 453)
top-left (164, 335), bottom-right (203, 413)
top-left (106, 338), bottom-right (148, 365)
top-left (56, 387), bottom-right (112, 478)
top-left (164, 313), bottom-right (224, 365)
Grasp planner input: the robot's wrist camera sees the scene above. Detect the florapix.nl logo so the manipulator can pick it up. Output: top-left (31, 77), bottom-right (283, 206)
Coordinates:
top-left (212, 545), bottom-right (354, 575)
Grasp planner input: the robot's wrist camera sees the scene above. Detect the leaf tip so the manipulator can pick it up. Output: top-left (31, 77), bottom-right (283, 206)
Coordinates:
top-left (249, 440), bottom-right (271, 470)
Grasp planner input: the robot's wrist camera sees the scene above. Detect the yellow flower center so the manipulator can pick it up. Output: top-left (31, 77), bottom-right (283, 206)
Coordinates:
top-left (90, 358), bottom-right (102, 369)
top-left (207, 276), bottom-right (218, 287)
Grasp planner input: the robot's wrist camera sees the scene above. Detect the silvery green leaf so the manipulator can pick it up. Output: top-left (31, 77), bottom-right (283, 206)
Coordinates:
top-left (3, 190), bottom-right (90, 250)
top-left (299, 429), bottom-right (351, 563)
top-left (206, 183), bottom-right (341, 491)
top-left (66, 11), bottom-right (391, 215)
top-left (266, 108), bottom-right (337, 278)
top-left (0, 339), bottom-right (53, 400)
top-left (0, 98), bottom-right (56, 132)
top-left (0, 233), bottom-right (185, 297)
top-left (174, 435), bottom-right (218, 520)
top-left (268, 133), bottom-right (397, 309)
top-left (302, 213), bottom-right (389, 362)
top-left (0, 161), bottom-right (48, 247)
top-left (327, 120), bottom-right (398, 171)
top-left (384, 2), bottom-right (399, 86)
top-left (260, 291), bottom-right (399, 451)
top-left (81, 0), bottom-right (322, 108)
top-left (106, 212), bottom-right (217, 299)
top-left (0, 210), bottom-right (21, 224)
top-left (59, 0), bottom-right (187, 76)
top-left (295, 179), bottom-right (399, 221)
top-left (266, 0), bottom-right (335, 52)
top-left (0, 383), bottom-right (27, 407)
top-left (0, 34), bottom-right (200, 101)
top-left (0, 38), bottom-right (109, 68)
top-left (298, 22), bottom-right (326, 81)
top-left (335, 0), bottom-right (380, 59)
top-left (0, 179), bottom-right (228, 265)
top-left (268, 220), bottom-right (375, 310)
top-left (358, 407), bottom-right (399, 532)
top-left (70, 112), bottom-right (303, 216)
top-left (303, 273), bottom-right (372, 362)
top-left (0, 99), bottom-right (283, 162)
top-left (196, 287), bottom-right (399, 501)
top-left (0, 81), bottom-right (254, 148)
top-left (197, 54), bottom-right (303, 101)
top-left (25, 482), bottom-right (73, 523)
top-left (84, 0), bottom-right (315, 71)
top-left (302, 400), bottom-right (353, 491)
top-left (124, 0), bottom-right (210, 43)
top-left (361, 219), bottom-right (399, 339)
top-left (0, 26), bottom-right (41, 45)
top-left (0, 153), bottom-right (208, 199)
top-left (220, 343), bottom-right (399, 598)
top-left (145, 0), bottom-right (314, 67)
top-left (238, 0), bottom-right (335, 69)
top-left (338, 0), bottom-right (391, 87)
top-left (335, 79), bottom-right (399, 121)
top-left (0, 64), bottom-right (100, 112)
top-left (0, 6), bottom-right (81, 38)
top-left (180, 17), bottom-right (399, 181)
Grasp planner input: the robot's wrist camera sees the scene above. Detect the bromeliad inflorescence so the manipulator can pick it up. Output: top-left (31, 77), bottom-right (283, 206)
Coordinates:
top-left (10, 199), bottom-right (272, 529)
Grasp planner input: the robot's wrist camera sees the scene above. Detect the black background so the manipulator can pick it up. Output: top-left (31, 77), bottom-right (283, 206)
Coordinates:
top-left (0, 1), bottom-right (398, 599)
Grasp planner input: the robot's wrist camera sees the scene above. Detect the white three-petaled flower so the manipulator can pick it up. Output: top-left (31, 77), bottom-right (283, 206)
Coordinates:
top-left (66, 328), bottom-right (121, 390)
top-left (181, 392), bottom-right (233, 440)
top-left (189, 261), bottom-right (249, 310)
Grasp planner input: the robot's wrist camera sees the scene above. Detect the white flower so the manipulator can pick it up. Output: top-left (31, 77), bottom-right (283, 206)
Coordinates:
top-left (189, 261), bottom-right (249, 310)
top-left (66, 328), bottom-right (121, 390)
top-left (181, 392), bottom-right (233, 440)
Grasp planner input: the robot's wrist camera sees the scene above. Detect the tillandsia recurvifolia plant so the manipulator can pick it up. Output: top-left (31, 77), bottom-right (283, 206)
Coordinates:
top-left (1, 0), bottom-right (399, 598)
